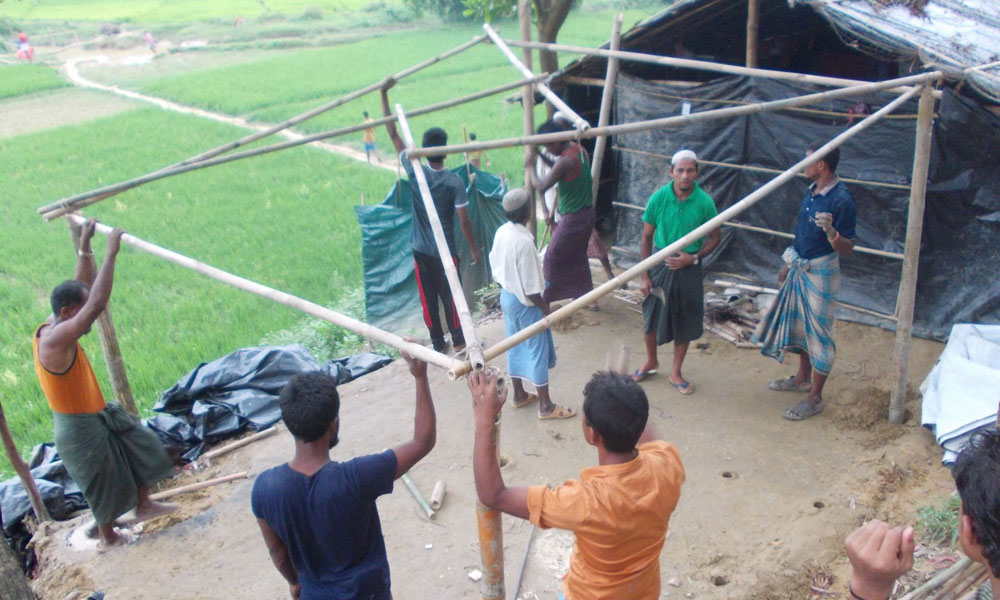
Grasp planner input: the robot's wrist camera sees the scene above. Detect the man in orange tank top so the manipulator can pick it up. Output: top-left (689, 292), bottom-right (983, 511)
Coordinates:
top-left (34, 220), bottom-right (175, 551)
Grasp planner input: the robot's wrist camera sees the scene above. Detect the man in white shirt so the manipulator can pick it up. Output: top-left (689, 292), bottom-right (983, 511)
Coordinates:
top-left (489, 188), bottom-right (576, 420)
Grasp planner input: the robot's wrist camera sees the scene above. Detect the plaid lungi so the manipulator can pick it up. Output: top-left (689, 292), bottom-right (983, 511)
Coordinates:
top-left (753, 247), bottom-right (840, 375)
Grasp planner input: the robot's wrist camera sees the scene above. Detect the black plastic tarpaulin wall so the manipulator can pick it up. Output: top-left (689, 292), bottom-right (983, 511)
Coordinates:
top-left (356, 165), bottom-right (507, 332)
top-left (610, 73), bottom-right (1000, 340)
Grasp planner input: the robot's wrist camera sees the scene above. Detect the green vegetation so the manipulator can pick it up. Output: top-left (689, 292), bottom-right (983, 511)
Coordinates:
top-left (0, 64), bottom-right (67, 99)
top-left (0, 108), bottom-right (395, 474)
top-left (917, 494), bottom-right (961, 546)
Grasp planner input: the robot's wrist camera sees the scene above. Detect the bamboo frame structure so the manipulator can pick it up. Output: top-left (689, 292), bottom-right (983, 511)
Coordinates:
top-left (590, 12), bottom-right (624, 200)
top-left (746, 0), bottom-right (760, 68)
top-left (407, 71), bottom-right (941, 159)
top-left (449, 85), bottom-right (921, 378)
top-left (65, 215), bottom-right (464, 373)
top-left (393, 105), bottom-right (485, 371)
top-left (40, 73), bottom-right (552, 221)
top-left (482, 24), bottom-right (590, 130)
top-left (519, 0), bottom-right (538, 243)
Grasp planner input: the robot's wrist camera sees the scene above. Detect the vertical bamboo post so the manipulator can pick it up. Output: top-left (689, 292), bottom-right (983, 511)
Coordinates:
top-left (746, 0), bottom-right (760, 68)
top-left (0, 399), bottom-right (49, 523)
top-left (67, 221), bottom-right (138, 415)
top-left (475, 419), bottom-right (505, 600)
top-left (393, 105), bottom-right (486, 371)
top-left (889, 84), bottom-right (935, 424)
top-left (590, 12), bottom-right (624, 200)
top-left (519, 0), bottom-right (538, 242)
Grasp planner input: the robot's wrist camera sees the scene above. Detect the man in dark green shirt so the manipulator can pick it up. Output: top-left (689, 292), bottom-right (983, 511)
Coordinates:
top-left (634, 150), bottom-right (720, 395)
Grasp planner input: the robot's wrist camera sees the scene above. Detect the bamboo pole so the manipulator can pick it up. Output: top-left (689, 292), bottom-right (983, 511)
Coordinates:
top-left (65, 215), bottom-right (463, 374)
top-left (746, 0), bottom-right (759, 68)
top-left (519, 0), bottom-right (538, 243)
top-left (409, 71), bottom-right (941, 159)
top-left (500, 39), bottom-right (942, 97)
top-left (449, 85), bottom-right (919, 378)
top-left (711, 278), bottom-right (898, 320)
top-left (149, 472), bottom-right (248, 501)
top-left (890, 84), bottom-right (936, 424)
top-left (612, 145), bottom-right (913, 190)
top-left (67, 220), bottom-right (138, 415)
top-left (482, 24), bottom-right (590, 131)
top-left (590, 12), bottom-right (623, 201)
top-left (393, 105), bottom-right (485, 371)
top-left (0, 398), bottom-right (50, 522)
top-left (475, 419), bottom-right (504, 600)
top-left (400, 473), bottom-right (436, 519)
top-left (198, 426), bottom-right (278, 462)
top-left (40, 73), bottom-right (552, 221)
top-left (898, 557), bottom-right (972, 600)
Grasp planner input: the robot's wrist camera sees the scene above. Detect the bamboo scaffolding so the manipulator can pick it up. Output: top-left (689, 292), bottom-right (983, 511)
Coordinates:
top-left (40, 73), bottom-right (551, 221)
top-left (0, 399), bottom-right (50, 522)
top-left (519, 0), bottom-right (538, 244)
top-left (590, 12), bottom-right (624, 201)
top-left (482, 24), bottom-right (590, 130)
top-left (449, 85), bottom-right (920, 378)
top-left (611, 200), bottom-right (904, 259)
top-left (393, 104), bottom-right (485, 371)
top-left (890, 84), bottom-right (936, 424)
top-left (746, 0), bottom-right (760, 68)
top-left (408, 71), bottom-right (941, 159)
top-left (65, 215), bottom-right (463, 374)
top-left (612, 145), bottom-right (912, 190)
top-left (501, 38), bottom-right (942, 97)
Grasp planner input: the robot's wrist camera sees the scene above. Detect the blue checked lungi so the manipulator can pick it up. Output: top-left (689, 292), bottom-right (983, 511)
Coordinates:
top-left (752, 247), bottom-right (840, 375)
top-left (501, 289), bottom-right (557, 386)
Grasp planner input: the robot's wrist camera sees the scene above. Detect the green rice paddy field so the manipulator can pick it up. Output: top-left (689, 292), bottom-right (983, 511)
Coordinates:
top-left (0, 4), bottom-right (660, 475)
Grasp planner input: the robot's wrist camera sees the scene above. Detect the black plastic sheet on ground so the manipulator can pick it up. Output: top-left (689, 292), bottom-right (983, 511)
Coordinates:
top-left (150, 344), bottom-right (392, 462)
top-left (610, 73), bottom-right (1000, 339)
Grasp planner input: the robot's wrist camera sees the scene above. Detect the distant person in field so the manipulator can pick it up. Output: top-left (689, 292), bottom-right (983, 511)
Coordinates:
top-left (467, 133), bottom-right (489, 170)
top-left (252, 351), bottom-right (436, 600)
top-left (381, 77), bottom-right (480, 353)
top-left (469, 369), bottom-right (684, 599)
top-left (362, 111), bottom-right (377, 163)
top-left (489, 188), bottom-right (575, 420)
top-left (33, 219), bottom-right (176, 551)
top-left (752, 144), bottom-right (856, 421)
top-left (143, 31), bottom-right (156, 53)
top-left (16, 32), bottom-right (34, 61)
top-left (526, 119), bottom-right (598, 311)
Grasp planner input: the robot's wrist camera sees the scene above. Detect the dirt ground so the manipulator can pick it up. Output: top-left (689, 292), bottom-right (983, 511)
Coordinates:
top-left (27, 291), bottom-right (951, 600)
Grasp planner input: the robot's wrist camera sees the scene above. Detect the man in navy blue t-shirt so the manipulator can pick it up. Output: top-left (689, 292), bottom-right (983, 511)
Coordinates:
top-left (251, 353), bottom-right (436, 599)
top-left (753, 144), bottom-right (857, 421)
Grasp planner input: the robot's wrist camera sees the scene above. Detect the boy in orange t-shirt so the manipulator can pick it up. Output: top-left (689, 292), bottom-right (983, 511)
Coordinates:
top-left (469, 370), bottom-right (685, 600)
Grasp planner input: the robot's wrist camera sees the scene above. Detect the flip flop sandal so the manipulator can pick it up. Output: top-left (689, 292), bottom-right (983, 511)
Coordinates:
top-left (768, 376), bottom-right (812, 392)
top-left (538, 405), bottom-right (577, 420)
top-left (632, 368), bottom-right (657, 382)
top-left (671, 380), bottom-right (694, 395)
top-left (782, 400), bottom-right (824, 421)
top-left (512, 393), bottom-right (539, 409)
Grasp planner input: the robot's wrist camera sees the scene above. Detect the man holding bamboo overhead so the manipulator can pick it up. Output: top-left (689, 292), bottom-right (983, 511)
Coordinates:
top-left (33, 219), bottom-right (176, 551)
top-left (381, 78), bottom-right (481, 353)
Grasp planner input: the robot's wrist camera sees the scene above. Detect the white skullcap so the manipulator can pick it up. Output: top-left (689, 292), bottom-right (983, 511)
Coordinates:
top-left (503, 188), bottom-right (530, 212)
top-left (671, 149), bottom-right (698, 165)
top-left (553, 110), bottom-right (570, 123)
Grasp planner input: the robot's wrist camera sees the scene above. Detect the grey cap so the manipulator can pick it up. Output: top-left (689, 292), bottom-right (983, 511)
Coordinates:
top-left (502, 188), bottom-right (530, 212)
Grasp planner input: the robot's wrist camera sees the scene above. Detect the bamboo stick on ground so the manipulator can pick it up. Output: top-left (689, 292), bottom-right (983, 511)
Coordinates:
top-left (65, 214), bottom-right (463, 373)
top-left (198, 427), bottom-right (279, 462)
top-left (898, 557), bottom-right (972, 600)
top-left (483, 23), bottom-right (589, 130)
top-left (40, 73), bottom-right (551, 221)
top-left (0, 399), bottom-right (50, 522)
top-left (150, 472), bottom-right (248, 501)
top-left (449, 85), bottom-right (920, 379)
top-left (400, 473), bottom-right (435, 519)
top-left (927, 563), bottom-right (986, 600)
top-left (393, 104), bottom-right (485, 371)
top-left (407, 71), bottom-right (940, 159)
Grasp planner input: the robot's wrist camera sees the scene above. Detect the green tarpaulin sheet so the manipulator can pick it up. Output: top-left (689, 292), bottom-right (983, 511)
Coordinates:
top-left (355, 165), bottom-right (507, 332)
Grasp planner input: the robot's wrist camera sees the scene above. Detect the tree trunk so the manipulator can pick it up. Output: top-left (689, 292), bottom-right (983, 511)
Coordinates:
top-left (0, 539), bottom-right (36, 600)
top-left (534, 0), bottom-right (575, 116)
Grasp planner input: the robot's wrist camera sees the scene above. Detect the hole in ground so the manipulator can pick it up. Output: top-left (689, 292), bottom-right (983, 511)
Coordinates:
top-left (721, 471), bottom-right (738, 479)
top-left (713, 576), bottom-right (729, 586)
top-left (813, 501), bottom-right (825, 509)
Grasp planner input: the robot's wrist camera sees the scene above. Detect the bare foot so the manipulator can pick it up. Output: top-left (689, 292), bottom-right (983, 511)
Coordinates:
top-left (133, 501), bottom-right (177, 522)
top-left (97, 529), bottom-right (136, 553)
top-left (84, 519), bottom-right (123, 539)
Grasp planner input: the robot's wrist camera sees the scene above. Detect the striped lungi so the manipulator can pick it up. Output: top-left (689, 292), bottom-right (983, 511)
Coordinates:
top-left (753, 247), bottom-right (840, 375)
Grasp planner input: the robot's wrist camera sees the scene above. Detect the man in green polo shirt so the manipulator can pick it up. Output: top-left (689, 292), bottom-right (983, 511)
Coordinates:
top-left (634, 150), bottom-right (720, 395)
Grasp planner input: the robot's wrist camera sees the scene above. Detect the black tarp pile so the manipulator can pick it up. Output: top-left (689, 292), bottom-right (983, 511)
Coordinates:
top-left (611, 73), bottom-right (1000, 339)
top-left (1, 344), bottom-right (391, 571)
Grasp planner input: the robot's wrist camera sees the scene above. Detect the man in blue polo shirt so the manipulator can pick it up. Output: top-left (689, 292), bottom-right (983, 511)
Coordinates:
top-left (754, 144), bottom-right (857, 421)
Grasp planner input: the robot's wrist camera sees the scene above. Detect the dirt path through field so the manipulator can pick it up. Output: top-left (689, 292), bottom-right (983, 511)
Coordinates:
top-left (55, 53), bottom-right (397, 171)
top-left (28, 287), bottom-right (952, 600)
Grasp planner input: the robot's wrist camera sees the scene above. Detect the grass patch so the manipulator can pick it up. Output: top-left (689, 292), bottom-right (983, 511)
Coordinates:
top-left (917, 493), bottom-right (961, 546)
top-left (0, 64), bottom-right (67, 99)
top-left (0, 107), bottom-right (395, 477)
